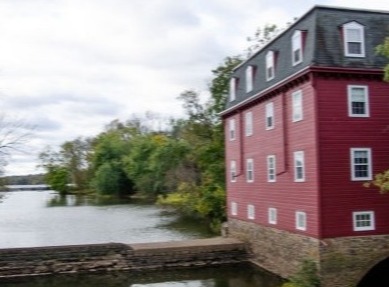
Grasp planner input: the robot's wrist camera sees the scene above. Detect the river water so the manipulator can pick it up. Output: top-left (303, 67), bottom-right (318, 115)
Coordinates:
top-left (0, 190), bottom-right (284, 287)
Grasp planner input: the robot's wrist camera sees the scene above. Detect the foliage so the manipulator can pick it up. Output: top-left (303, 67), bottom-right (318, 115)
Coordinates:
top-left (367, 38), bottom-right (389, 192)
top-left (89, 120), bottom-right (136, 196)
top-left (246, 24), bottom-right (281, 57)
top-left (123, 133), bottom-right (189, 196)
top-left (364, 170), bottom-right (389, 193)
top-left (158, 56), bottom-right (240, 229)
top-left (60, 137), bottom-right (91, 190)
top-left (44, 166), bottom-right (70, 196)
top-left (376, 37), bottom-right (389, 81)
top-left (282, 260), bottom-right (320, 287)
top-left (39, 138), bottom-right (92, 194)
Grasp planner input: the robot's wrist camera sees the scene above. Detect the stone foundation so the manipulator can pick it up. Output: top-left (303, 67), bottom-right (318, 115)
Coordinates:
top-left (229, 218), bottom-right (389, 287)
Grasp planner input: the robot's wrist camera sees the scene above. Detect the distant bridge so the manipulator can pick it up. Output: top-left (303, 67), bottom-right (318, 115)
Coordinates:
top-left (2, 185), bottom-right (51, 191)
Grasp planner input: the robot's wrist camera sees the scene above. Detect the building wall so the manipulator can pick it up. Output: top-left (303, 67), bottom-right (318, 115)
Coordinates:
top-left (316, 75), bottom-right (389, 238)
top-left (225, 77), bottom-right (321, 238)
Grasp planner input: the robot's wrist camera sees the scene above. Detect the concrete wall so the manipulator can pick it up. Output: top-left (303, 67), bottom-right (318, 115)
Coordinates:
top-left (0, 238), bottom-right (248, 280)
top-left (229, 218), bottom-right (389, 287)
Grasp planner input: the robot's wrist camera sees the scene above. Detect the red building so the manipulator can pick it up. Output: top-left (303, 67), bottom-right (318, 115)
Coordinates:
top-left (221, 6), bottom-right (389, 287)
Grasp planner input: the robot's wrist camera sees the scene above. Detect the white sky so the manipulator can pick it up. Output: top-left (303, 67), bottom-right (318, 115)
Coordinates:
top-left (0, 0), bottom-right (387, 176)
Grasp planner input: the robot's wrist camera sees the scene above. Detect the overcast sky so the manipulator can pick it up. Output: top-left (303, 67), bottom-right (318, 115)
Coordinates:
top-left (0, 0), bottom-right (387, 176)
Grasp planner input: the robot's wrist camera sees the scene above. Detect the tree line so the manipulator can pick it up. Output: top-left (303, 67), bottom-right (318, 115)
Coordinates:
top-left (39, 56), bottom-right (242, 230)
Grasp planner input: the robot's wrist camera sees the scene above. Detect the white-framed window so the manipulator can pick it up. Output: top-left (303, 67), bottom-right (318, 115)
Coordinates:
top-left (246, 158), bottom-right (254, 182)
top-left (229, 78), bottom-right (237, 101)
top-left (292, 30), bottom-right (303, 65)
top-left (247, 204), bottom-right (255, 220)
top-left (231, 201), bottom-right (238, 216)
top-left (245, 111), bottom-right (253, 136)
top-left (267, 155), bottom-right (276, 182)
top-left (294, 151), bottom-right (305, 182)
top-left (265, 102), bottom-right (274, 130)
top-left (350, 148), bottom-right (372, 181)
top-left (292, 90), bottom-right (303, 122)
top-left (268, 208), bottom-right (277, 224)
top-left (343, 21), bottom-right (365, 57)
top-left (246, 65), bottom-right (255, 93)
top-left (348, 85), bottom-right (369, 117)
top-left (266, 51), bottom-right (275, 81)
top-left (229, 119), bottom-right (236, 141)
top-left (230, 160), bottom-right (237, 182)
top-left (353, 211), bottom-right (375, 231)
top-left (296, 211), bottom-right (307, 231)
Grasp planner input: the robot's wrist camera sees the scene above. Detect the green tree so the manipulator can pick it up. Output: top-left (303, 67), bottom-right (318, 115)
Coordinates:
top-left (39, 147), bottom-right (70, 195)
top-left (60, 137), bottom-right (91, 191)
top-left (376, 37), bottom-right (389, 81)
top-left (89, 120), bottom-right (136, 196)
top-left (366, 38), bottom-right (389, 192)
top-left (159, 56), bottom-right (242, 230)
top-left (124, 133), bottom-right (189, 196)
top-left (45, 166), bottom-right (70, 196)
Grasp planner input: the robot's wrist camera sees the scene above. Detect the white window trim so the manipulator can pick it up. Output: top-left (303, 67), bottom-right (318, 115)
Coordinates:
top-left (266, 51), bottom-right (275, 81)
top-left (247, 204), bottom-right (255, 220)
top-left (245, 111), bottom-right (253, 136)
top-left (246, 66), bottom-right (254, 93)
top-left (348, 85), bottom-right (369, 117)
top-left (229, 78), bottom-right (237, 102)
top-left (231, 201), bottom-right (238, 216)
top-left (343, 21), bottom-right (365, 58)
top-left (265, 102), bottom-right (274, 130)
top-left (350, 148), bottom-right (372, 181)
top-left (246, 158), bottom-right (254, 183)
top-left (229, 119), bottom-right (236, 141)
top-left (268, 208), bottom-right (277, 225)
top-left (267, 155), bottom-right (276, 182)
top-left (292, 90), bottom-right (303, 122)
top-left (230, 160), bottom-right (237, 183)
top-left (294, 151), bottom-right (305, 182)
top-left (292, 30), bottom-right (303, 66)
top-left (353, 211), bottom-right (375, 231)
top-left (296, 211), bottom-right (307, 231)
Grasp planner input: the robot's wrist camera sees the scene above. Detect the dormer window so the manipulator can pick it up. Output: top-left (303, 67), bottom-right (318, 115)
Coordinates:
top-left (245, 65), bottom-right (255, 93)
top-left (229, 77), bottom-right (237, 101)
top-left (266, 51), bottom-right (275, 81)
top-left (343, 21), bottom-right (365, 57)
top-left (292, 30), bottom-right (303, 65)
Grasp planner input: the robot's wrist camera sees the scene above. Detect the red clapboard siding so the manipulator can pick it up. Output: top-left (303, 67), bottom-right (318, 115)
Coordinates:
top-left (225, 79), bottom-right (321, 238)
top-left (316, 77), bottom-right (389, 238)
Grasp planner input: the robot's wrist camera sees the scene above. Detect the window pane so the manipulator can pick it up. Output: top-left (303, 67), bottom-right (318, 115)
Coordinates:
top-left (347, 28), bottom-right (362, 42)
top-left (348, 42), bottom-right (362, 54)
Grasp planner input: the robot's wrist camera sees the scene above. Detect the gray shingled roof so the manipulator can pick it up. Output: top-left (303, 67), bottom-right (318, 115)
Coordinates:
top-left (224, 5), bottom-right (389, 112)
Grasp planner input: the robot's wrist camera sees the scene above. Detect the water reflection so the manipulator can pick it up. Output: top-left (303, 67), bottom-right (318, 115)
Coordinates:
top-left (0, 264), bottom-right (285, 287)
top-left (46, 194), bottom-right (135, 207)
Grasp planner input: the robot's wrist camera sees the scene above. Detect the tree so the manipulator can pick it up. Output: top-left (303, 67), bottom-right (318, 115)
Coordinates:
top-left (376, 37), bottom-right (389, 81)
top-left (124, 133), bottom-right (189, 196)
top-left (246, 24), bottom-right (281, 56)
top-left (89, 120), bottom-right (136, 196)
top-left (0, 114), bottom-right (34, 175)
top-left (158, 56), bottom-right (242, 230)
top-left (39, 147), bottom-right (70, 195)
top-left (60, 137), bottom-right (91, 190)
top-left (366, 38), bottom-right (389, 192)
